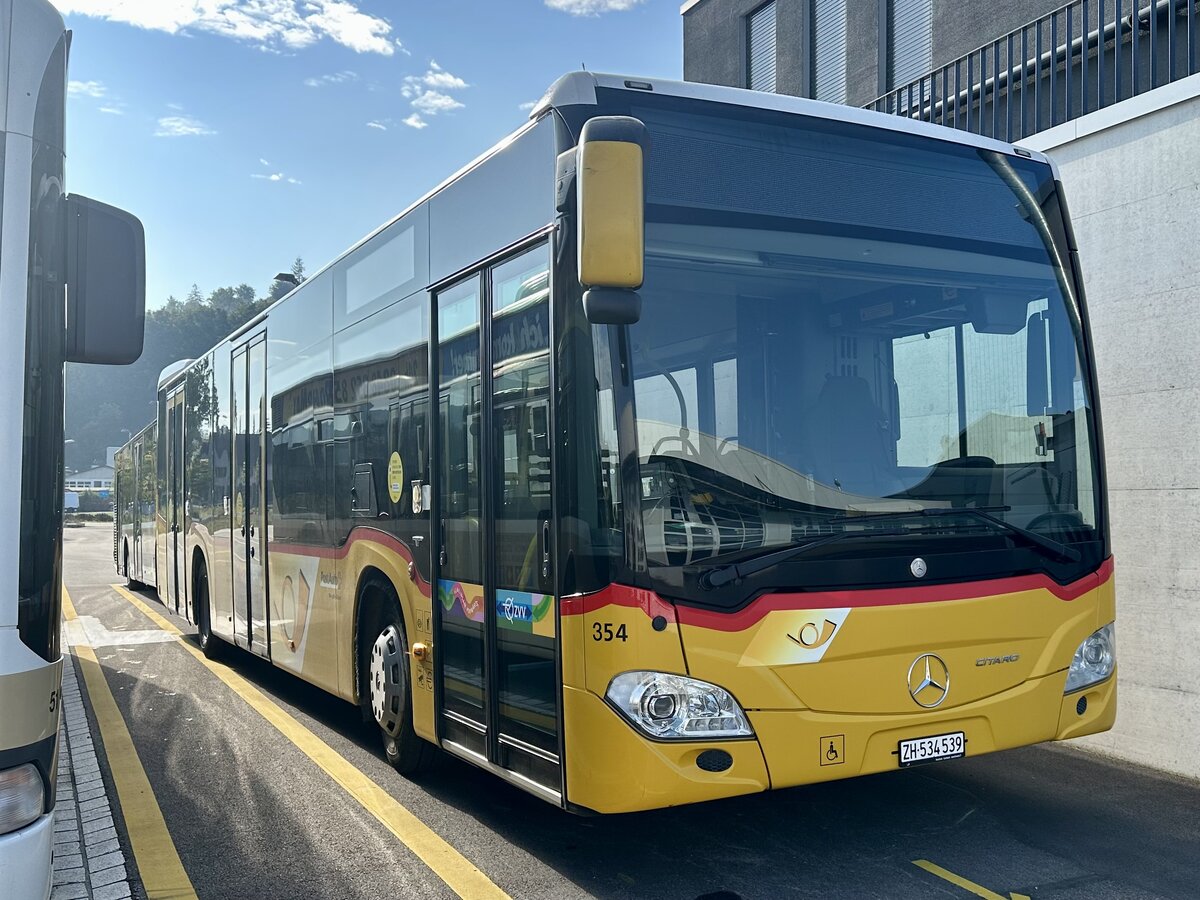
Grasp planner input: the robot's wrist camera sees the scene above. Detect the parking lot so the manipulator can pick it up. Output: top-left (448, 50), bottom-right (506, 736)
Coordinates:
top-left (60, 524), bottom-right (1199, 899)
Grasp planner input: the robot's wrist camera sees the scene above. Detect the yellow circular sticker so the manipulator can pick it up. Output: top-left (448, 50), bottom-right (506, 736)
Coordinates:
top-left (387, 451), bottom-right (404, 504)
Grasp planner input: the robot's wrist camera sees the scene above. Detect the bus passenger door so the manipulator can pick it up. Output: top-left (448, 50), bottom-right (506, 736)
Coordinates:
top-left (487, 246), bottom-right (559, 792)
top-left (433, 244), bottom-right (560, 798)
top-left (131, 438), bottom-right (142, 580)
top-left (434, 275), bottom-right (488, 757)
top-left (231, 335), bottom-right (269, 657)
top-left (246, 338), bottom-right (269, 655)
top-left (165, 388), bottom-right (184, 613)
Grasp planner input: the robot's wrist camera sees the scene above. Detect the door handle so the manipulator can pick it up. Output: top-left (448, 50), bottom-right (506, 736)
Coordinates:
top-left (540, 519), bottom-right (551, 580)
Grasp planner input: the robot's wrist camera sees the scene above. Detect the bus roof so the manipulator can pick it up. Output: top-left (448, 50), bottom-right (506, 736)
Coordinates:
top-left (529, 71), bottom-right (1056, 174)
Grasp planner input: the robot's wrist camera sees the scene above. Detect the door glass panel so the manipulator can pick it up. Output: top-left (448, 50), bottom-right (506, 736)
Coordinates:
top-left (490, 246), bottom-right (558, 778)
top-left (436, 276), bottom-right (486, 749)
top-left (247, 338), bottom-right (268, 652)
top-left (165, 398), bottom-right (177, 609)
top-left (231, 349), bottom-right (249, 644)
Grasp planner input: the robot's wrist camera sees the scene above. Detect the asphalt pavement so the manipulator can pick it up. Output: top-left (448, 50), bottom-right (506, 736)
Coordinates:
top-left (61, 523), bottom-right (1200, 900)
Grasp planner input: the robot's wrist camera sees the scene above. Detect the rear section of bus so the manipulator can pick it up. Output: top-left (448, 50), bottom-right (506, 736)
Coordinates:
top-left (547, 74), bottom-right (1114, 813)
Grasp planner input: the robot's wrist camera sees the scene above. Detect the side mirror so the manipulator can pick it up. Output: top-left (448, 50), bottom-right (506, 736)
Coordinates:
top-left (583, 287), bottom-right (642, 325)
top-left (1026, 309), bottom-right (1075, 415)
top-left (577, 115), bottom-right (647, 324)
top-left (64, 194), bottom-right (146, 364)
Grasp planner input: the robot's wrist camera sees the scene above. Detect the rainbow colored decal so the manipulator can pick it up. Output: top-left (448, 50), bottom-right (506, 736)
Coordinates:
top-left (495, 590), bottom-right (555, 638)
top-left (438, 579), bottom-right (485, 623)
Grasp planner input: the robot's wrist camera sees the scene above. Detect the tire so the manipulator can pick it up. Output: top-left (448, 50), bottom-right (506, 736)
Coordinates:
top-left (195, 560), bottom-right (223, 661)
top-left (358, 577), bottom-right (436, 775)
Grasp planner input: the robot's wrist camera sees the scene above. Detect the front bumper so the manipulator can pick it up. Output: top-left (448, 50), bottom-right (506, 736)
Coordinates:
top-left (564, 670), bottom-right (1116, 813)
top-left (0, 811), bottom-right (54, 900)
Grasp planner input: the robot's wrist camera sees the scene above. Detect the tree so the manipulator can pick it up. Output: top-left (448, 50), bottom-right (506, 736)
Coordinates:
top-left (64, 263), bottom-right (294, 469)
top-left (291, 256), bottom-right (306, 284)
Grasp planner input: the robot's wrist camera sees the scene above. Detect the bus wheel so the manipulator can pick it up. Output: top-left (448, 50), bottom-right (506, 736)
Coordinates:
top-left (195, 561), bottom-right (222, 661)
top-left (360, 583), bottom-right (435, 775)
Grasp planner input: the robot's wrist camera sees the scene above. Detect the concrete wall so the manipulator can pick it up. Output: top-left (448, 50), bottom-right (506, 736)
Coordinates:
top-left (1023, 75), bottom-right (1200, 781)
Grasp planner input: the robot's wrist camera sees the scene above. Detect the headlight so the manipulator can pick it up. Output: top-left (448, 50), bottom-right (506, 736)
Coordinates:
top-left (606, 671), bottom-right (753, 740)
top-left (0, 763), bottom-right (44, 835)
top-left (1064, 623), bottom-right (1115, 693)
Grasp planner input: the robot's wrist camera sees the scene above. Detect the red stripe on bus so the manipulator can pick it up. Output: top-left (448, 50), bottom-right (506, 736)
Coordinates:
top-left (560, 586), bottom-right (677, 621)
top-left (268, 527), bottom-right (432, 596)
top-left (561, 557), bottom-right (1113, 633)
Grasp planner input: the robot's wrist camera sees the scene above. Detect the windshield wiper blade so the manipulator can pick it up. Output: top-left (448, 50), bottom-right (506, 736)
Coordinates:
top-left (831, 506), bottom-right (1081, 564)
top-left (700, 528), bottom-right (906, 589)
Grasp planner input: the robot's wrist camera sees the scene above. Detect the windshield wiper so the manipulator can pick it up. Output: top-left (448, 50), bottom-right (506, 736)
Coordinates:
top-left (829, 506), bottom-right (1081, 564)
top-left (700, 528), bottom-right (906, 589)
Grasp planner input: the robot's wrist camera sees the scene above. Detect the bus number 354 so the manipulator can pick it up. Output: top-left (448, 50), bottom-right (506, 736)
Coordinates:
top-left (593, 623), bottom-right (628, 642)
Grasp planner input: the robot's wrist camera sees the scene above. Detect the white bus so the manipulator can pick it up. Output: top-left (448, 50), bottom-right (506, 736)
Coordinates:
top-left (0, 1), bottom-right (145, 895)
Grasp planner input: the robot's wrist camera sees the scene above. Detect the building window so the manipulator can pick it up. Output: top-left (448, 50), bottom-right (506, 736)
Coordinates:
top-left (887, 0), bottom-right (933, 90)
top-left (747, 1), bottom-right (777, 93)
top-left (812, 0), bottom-right (847, 103)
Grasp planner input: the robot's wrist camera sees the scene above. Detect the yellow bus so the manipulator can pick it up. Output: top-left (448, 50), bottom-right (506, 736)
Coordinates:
top-left (115, 72), bottom-right (1114, 814)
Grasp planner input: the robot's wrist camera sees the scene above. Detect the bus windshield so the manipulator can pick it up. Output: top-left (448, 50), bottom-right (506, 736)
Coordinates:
top-left (609, 102), bottom-right (1101, 579)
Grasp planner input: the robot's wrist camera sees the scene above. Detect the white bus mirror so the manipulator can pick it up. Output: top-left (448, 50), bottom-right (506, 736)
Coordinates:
top-left (64, 194), bottom-right (146, 365)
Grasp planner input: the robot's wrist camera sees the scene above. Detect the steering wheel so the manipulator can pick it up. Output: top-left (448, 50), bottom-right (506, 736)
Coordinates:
top-left (651, 431), bottom-right (699, 459)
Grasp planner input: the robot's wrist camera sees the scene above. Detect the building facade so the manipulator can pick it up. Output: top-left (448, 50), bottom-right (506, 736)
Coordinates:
top-left (65, 465), bottom-right (113, 493)
top-left (682, 0), bottom-right (1200, 780)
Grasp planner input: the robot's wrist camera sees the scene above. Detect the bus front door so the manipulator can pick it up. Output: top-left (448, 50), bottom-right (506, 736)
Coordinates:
top-left (434, 245), bottom-right (561, 798)
top-left (231, 335), bottom-right (269, 658)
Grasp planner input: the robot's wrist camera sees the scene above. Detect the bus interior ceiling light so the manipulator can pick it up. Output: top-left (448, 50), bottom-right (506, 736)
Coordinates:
top-left (1064, 623), bottom-right (1115, 693)
top-left (606, 671), bottom-right (753, 740)
top-left (0, 764), bottom-right (44, 835)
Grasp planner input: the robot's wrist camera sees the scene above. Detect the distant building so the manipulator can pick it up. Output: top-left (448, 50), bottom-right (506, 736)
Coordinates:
top-left (681, 0), bottom-right (1200, 780)
top-left (65, 465), bottom-right (114, 493)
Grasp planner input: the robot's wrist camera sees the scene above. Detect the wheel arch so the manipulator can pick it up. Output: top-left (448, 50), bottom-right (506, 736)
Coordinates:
top-left (352, 565), bottom-right (410, 707)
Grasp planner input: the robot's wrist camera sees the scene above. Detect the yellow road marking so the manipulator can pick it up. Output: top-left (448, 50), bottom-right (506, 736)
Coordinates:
top-left (110, 584), bottom-right (510, 900)
top-left (913, 860), bottom-right (1031, 900)
top-left (61, 589), bottom-right (197, 900)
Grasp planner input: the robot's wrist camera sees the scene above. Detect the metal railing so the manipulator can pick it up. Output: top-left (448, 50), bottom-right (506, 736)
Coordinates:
top-left (867, 0), bottom-right (1200, 142)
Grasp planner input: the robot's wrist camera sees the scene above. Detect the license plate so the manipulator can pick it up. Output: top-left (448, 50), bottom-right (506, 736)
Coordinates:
top-left (897, 731), bottom-right (965, 767)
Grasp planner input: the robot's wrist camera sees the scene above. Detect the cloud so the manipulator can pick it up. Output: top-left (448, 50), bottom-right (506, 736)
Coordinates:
top-left (398, 62), bottom-right (467, 126)
top-left (402, 62), bottom-right (468, 97)
top-left (252, 170), bottom-right (300, 184)
top-left (259, 157), bottom-right (270, 166)
top-left (304, 69), bottom-right (358, 87)
top-left (518, 100), bottom-right (537, 111)
top-left (68, 79), bottom-right (106, 98)
top-left (98, 105), bottom-right (125, 115)
top-left (155, 114), bottom-right (216, 137)
top-left (410, 90), bottom-right (463, 115)
top-left (366, 120), bottom-right (387, 130)
top-left (50, 1), bottom-right (399, 56)
top-left (544, 0), bottom-right (644, 13)
top-left (421, 60), bottom-right (467, 91)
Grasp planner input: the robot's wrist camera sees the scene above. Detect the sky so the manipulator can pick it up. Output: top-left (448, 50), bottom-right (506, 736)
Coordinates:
top-left (50, 0), bottom-right (685, 307)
